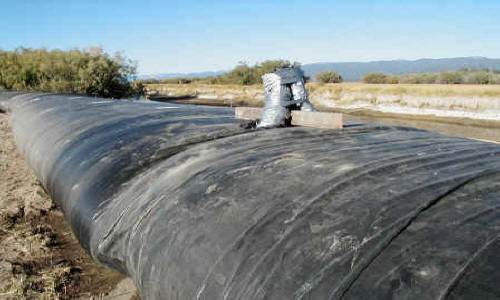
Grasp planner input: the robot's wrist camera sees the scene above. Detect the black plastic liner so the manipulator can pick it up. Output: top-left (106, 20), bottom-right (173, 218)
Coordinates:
top-left (1, 91), bottom-right (499, 299)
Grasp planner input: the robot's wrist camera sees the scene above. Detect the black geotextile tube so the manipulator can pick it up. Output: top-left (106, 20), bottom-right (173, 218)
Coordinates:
top-left (1, 91), bottom-right (500, 300)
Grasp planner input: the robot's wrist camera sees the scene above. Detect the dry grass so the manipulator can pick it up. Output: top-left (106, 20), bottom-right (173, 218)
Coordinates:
top-left (147, 82), bottom-right (500, 99)
top-left (310, 82), bottom-right (500, 97)
top-left (0, 113), bottom-right (137, 299)
top-left (146, 83), bottom-right (266, 107)
top-left (145, 83), bottom-right (500, 113)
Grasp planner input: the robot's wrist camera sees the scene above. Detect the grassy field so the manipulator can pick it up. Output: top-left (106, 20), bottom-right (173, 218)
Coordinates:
top-left (146, 82), bottom-right (500, 98)
top-left (145, 82), bottom-right (500, 112)
top-left (309, 82), bottom-right (500, 97)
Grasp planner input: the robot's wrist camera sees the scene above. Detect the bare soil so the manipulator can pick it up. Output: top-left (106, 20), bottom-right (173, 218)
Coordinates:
top-left (0, 113), bottom-right (138, 299)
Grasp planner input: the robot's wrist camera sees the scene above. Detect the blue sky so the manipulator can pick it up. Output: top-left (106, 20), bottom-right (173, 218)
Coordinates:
top-left (1, 0), bottom-right (499, 74)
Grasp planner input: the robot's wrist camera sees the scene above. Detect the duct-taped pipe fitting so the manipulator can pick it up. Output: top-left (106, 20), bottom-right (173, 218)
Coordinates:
top-left (258, 67), bottom-right (316, 128)
top-left (258, 73), bottom-right (291, 127)
top-left (291, 81), bottom-right (317, 112)
top-left (290, 80), bottom-right (307, 102)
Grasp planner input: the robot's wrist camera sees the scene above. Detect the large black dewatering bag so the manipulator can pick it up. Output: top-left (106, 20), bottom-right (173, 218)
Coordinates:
top-left (1, 91), bottom-right (500, 299)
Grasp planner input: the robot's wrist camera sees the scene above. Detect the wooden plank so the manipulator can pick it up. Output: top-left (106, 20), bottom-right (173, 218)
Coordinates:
top-left (291, 111), bottom-right (343, 129)
top-left (235, 107), bottom-right (343, 129)
top-left (235, 107), bottom-right (262, 120)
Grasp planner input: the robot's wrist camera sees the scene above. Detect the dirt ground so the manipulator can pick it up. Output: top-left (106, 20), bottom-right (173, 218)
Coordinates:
top-left (0, 113), bottom-right (138, 299)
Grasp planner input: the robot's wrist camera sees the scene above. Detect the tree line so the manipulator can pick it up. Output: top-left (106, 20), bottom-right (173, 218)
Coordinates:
top-left (362, 69), bottom-right (500, 84)
top-left (0, 47), bottom-right (144, 98)
top-left (137, 60), bottom-right (303, 85)
top-left (139, 61), bottom-right (500, 86)
top-left (4, 49), bottom-right (497, 96)
top-left (137, 60), bottom-right (345, 85)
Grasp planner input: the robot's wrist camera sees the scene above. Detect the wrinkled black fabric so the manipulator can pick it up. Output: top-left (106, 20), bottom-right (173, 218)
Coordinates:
top-left (1, 91), bottom-right (499, 300)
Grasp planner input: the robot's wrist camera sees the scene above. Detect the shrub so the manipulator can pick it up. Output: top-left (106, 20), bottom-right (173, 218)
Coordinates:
top-left (437, 72), bottom-right (464, 84)
top-left (398, 73), bottom-right (438, 84)
top-left (464, 71), bottom-right (494, 84)
top-left (222, 63), bottom-right (257, 85)
top-left (361, 70), bottom-right (500, 85)
top-left (0, 47), bottom-right (142, 98)
top-left (314, 70), bottom-right (343, 83)
top-left (219, 60), bottom-right (300, 85)
top-left (362, 73), bottom-right (398, 84)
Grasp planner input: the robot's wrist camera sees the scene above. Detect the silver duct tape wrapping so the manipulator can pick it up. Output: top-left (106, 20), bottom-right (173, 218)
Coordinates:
top-left (290, 81), bottom-right (307, 101)
top-left (291, 81), bottom-right (317, 112)
top-left (258, 68), bottom-right (316, 128)
top-left (258, 73), bottom-right (290, 127)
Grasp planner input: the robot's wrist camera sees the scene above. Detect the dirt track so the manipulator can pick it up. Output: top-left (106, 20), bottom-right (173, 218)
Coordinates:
top-left (0, 113), bottom-right (137, 299)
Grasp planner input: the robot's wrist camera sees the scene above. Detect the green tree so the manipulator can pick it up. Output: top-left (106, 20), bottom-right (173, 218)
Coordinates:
top-left (138, 59), bottom-right (302, 86)
top-left (215, 60), bottom-right (301, 85)
top-left (437, 72), bottom-right (464, 84)
top-left (223, 63), bottom-right (257, 85)
top-left (0, 47), bottom-right (142, 98)
top-left (362, 73), bottom-right (399, 84)
top-left (314, 70), bottom-right (343, 83)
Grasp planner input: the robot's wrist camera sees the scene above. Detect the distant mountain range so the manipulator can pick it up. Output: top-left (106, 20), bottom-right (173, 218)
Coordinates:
top-left (302, 57), bottom-right (500, 81)
top-left (139, 57), bottom-right (500, 82)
